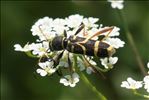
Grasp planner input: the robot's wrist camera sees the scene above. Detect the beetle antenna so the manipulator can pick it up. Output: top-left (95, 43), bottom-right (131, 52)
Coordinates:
top-left (38, 25), bottom-right (49, 41)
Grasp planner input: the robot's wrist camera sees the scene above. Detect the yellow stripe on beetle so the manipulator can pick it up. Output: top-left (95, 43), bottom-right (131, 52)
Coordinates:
top-left (107, 46), bottom-right (116, 57)
top-left (94, 41), bottom-right (100, 57)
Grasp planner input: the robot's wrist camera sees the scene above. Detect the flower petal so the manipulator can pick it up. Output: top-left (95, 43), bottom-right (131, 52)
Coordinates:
top-left (109, 57), bottom-right (118, 64)
top-left (60, 78), bottom-right (69, 86)
top-left (36, 69), bottom-right (47, 76)
top-left (86, 67), bottom-right (93, 74)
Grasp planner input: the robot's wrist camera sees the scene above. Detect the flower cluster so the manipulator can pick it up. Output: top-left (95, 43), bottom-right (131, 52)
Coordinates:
top-left (108, 0), bottom-right (124, 10)
top-left (121, 62), bottom-right (149, 95)
top-left (14, 14), bottom-right (125, 87)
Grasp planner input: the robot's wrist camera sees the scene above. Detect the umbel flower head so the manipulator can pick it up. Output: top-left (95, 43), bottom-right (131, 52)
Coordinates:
top-left (121, 62), bottom-right (149, 94)
top-left (14, 14), bottom-right (125, 87)
top-left (121, 77), bottom-right (143, 89)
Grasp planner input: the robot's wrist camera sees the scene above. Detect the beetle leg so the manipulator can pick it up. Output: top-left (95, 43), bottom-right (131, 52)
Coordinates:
top-left (77, 26), bottom-right (114, 44)
top-left (74, 22), bottom-right (85, 35)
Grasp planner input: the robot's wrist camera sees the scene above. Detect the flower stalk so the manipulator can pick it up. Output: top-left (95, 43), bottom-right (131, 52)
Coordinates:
top-left (118, 10), bottom-right (147, 76)
top-left (73, 55), bottom-right (107, 100)
top-left (80, 72), bottom-right (107, 100)
top-left (132, 90), bottom-right (149, 99)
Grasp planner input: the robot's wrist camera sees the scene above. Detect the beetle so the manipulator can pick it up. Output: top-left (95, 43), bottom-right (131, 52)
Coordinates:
top-left (37, 23), bottom-right (116, 77)
top-left (49, 23), bottom-right (116, 58)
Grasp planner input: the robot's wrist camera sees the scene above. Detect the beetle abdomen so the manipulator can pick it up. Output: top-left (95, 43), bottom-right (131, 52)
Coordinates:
top-left (67, 36), bottom-right (111, 57)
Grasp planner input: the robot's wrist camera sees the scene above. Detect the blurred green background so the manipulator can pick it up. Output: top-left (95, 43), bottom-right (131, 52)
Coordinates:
top-left (1, 1), bottom-right (149, 100)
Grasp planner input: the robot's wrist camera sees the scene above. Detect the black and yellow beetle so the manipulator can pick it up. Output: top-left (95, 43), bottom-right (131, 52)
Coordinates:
top-left (49, 23), bottom-right (116, 58)
top-left (39, 23), bottom-right (116, 77)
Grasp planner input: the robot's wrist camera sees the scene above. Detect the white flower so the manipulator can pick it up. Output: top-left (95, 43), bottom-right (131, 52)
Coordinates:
top-left (77, 56), bottom-right (95, 74)
top-left (53, 18), bottom-right (67, 27)
top-left (143, 75), bottom-right (149, 93)
top-left (120, 62), bottom-right (149, 94)
top-left (65, 14), bottom-right (83, 28)
top-left (36, 60), bottom-right (56, 76)
top-left (31, 17), bottom-right (56, 41)
top-left (147, 62), bottom-right (149, 74)
top-left (83, 17), bottom-right (99, 29)
top-left (60, 73), bottom-right (80, 87)
top-left (83, 28), bottom-right (99, 40)
top-left (100, 57), bottom-right (118, 69)
top-left (86, 67), bottom-right (94, 74)
top-left (14, 43), bottom-right (32, 52)
top-left (14, 42), bottom-right (50, 57)
top-left (100, 26), bottom-right (125, 49)
top-left (104, 38), bottom-right (125, 49)
top-left (101, 26), bottom-right (120, 37)
top-left (52, 18), bottom-right (68, 35)
top-left (77, 57), bottom-right (85, 71)
top-left (59, 61), bottom-right (69, 68)
top-left (108, 0), bottom-right (124, 10)
top-left (147, 62), bottom-right (149, 69)
top-left (66, 16), bottom-right (99, 39)
top-left (31, 41), bottom-right (50, 57)
top-left (121, 77), bottom-right (143, 89)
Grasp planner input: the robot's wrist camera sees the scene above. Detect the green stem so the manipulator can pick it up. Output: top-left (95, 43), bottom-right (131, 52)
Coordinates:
top-left (118, 10), bottom-right (146, 76)
top-left (133, 90), bottom-right (149, 99)
top-left (126, 31), bottom-right (146, 75)
top-left (80, 72), bottom-right (107, 100)
top-left (73, 55), bottom-right (107, 100)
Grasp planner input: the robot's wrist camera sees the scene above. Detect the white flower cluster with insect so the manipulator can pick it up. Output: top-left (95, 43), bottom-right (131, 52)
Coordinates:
top-left (108, 0), bottom-right (124, 10)
top-left (121, 62), bottom-right (149, 95)
top-left (14, 14), bottom-right (125, 87)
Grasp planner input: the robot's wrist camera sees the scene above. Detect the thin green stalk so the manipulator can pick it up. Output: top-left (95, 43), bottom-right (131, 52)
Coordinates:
top-left (73, 55), bottom-right (107, 100)
top-left (118, 10), bottom-right (146, 76)
top-left (133, 90), bottom-right (149, 99)
top-left (80, 72), bottom-right (107, 100)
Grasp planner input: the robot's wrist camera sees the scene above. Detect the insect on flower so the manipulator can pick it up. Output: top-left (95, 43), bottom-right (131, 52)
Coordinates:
top-left (32, 21), bottom-right (117, 80)
top-left (43, 23), bottom-right (116, 60)
top-left (14, 15), bottom-right (124, 87)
